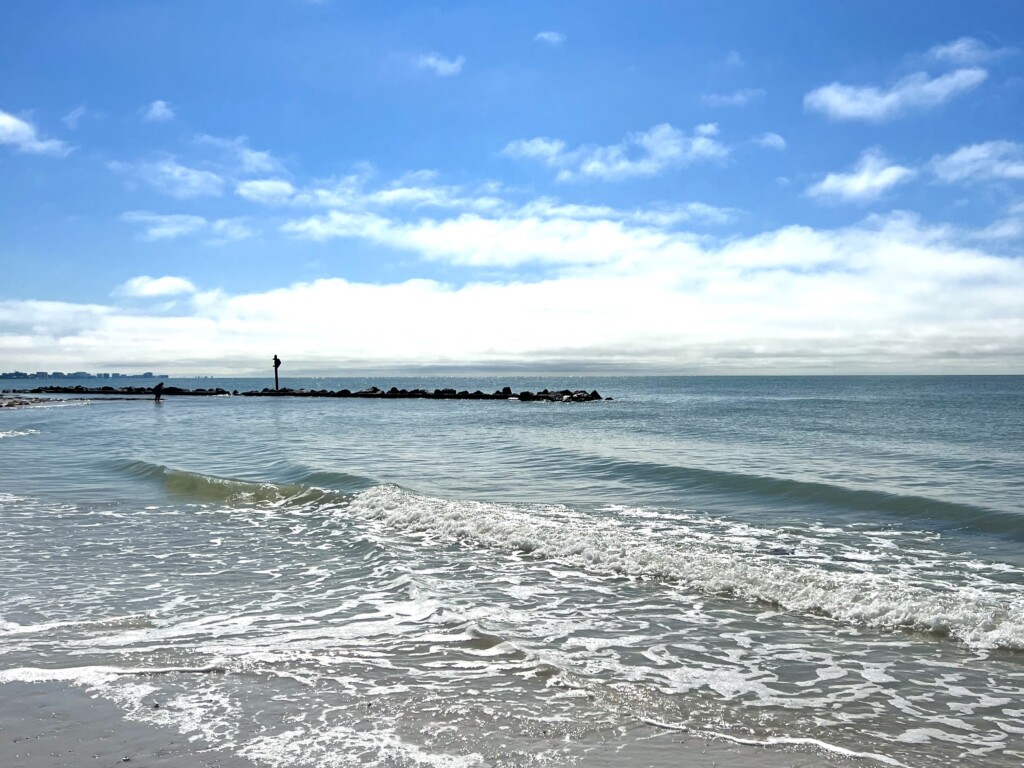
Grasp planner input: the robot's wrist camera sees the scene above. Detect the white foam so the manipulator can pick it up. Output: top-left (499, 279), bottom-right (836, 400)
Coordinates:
top-left (0, 428), bottom-right (39, 439)
top-left (639, 716), bottom-right (909, 767)
top-left (347, 485), bottom-right (1024, 651)
top-left (0, 663), bottom-right (227, 685)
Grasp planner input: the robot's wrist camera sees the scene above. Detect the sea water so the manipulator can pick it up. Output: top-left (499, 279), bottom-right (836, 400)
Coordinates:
top-left (1, 375), bottom-right (1022, 767)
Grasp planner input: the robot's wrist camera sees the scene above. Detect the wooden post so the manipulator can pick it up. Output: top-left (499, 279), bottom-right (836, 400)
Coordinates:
top-left (273, 355), bottom-right (281, 391)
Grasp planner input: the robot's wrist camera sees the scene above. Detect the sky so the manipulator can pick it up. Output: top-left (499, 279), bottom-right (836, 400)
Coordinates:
top-left (1, 1), bottom-right (1022, 375)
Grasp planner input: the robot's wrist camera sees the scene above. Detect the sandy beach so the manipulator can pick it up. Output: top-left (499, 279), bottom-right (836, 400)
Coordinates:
top-left (0, 682), bottom-right (256, 768)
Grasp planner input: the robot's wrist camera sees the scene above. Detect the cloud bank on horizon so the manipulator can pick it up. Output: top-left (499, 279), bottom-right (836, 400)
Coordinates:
top-left (0, 3), bottom-right (1021, 375)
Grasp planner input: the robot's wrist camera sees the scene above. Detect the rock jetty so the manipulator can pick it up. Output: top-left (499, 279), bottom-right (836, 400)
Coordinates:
top-left (10, 385), bottom-right (607, 402)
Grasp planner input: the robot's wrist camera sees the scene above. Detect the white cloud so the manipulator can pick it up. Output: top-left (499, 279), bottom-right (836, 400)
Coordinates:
top-left (62, 105), bottom-right (87, 130)
top-left (5, 214), bottom-right (1022, 374)
top-left (973, 202), bottom-right (1024, 240)
top-left (518, 198), bottom-right (737, 227)
top-left (236, 174), bottom-right (506, 214)
top-left (503, 123), bottom-right (729, 182)
top-left (929, 37), bottom-right (1011, 65)
top-left (977, 218), bottom-right (1024, 240)
top-left (112, 158), bottom-right (225, 198)
top-left (237, 179), bottom-right (297, 205)
top-left (534, 31), bottom-right (566, 45)
top-left (502, 137), bottom-right (567, 162)
top-left (417, 53), bottom-right (465, 77)
top-left (281, 193), bottom-right (742, 268)
top-left (807, 149), bottom-right (916, 202)
top-left (931, 141), bottom-right (1024, 183)
top-left (804, 68), bottom-right (987, 122)
top-left (703, 88), bottom-right (766, 107)
top-left (0, 109), bottom-right (71, 156)
top-left (753, 132), bottom-right (786, 150)
top-left (208, 218), bottom-right (254, 244)
top-left (120, 211), bottom-right (253, 244)
top-left (282, 210), bottom-right (682, 268)
top-left (724, 50), bottom-right (744, 68)
top-left (196, 134), bottom-right (284, 175)
top-left (144, 100), bottom-right (175, 122)
top-left (120, 211), bottom-right (207, 240)
top-left (117, 275), bottom-right (197, 297)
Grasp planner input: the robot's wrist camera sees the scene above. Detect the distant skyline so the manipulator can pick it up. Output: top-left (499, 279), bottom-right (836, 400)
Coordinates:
top-left (1, 1), bottom-right (1022, 375)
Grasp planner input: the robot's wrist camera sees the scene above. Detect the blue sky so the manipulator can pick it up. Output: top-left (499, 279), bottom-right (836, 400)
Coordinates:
top-left (1, 1), bottom-right (1022, 374)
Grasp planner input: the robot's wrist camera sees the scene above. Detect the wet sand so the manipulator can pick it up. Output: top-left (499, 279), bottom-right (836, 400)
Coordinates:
top-left (0, 683), bottom-right (255, 768)
top-left (0, 682), bottom-right (846, 768)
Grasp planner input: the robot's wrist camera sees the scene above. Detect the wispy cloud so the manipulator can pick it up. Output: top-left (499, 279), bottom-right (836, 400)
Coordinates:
top-left (501, 137), bottom-right (566, 163)
top-left (0, 109), bottom-right (71, 156)
top-left (236, 179), bottom-right (298, 205)
top-left (196, 134), bottom-right (284, 175)
top-left (120, 211), bottom-right (252, 244)
top-left (931, 141), bottom-right (1024, 183)
top-left (517, 198), bottom-right (738, 227)
top-left (804, 68), bottom-right (987, 122)
top-left (503, 123), bottom-right (729, 182)
top-left (975, 202), bottom-right (1024, 241)
top-left (534, 31), bottom-right (566, 46)
top-left (236, 173), bottom-right (506, 215)
top-left (703, 88), bottom-right (765, 107)
top-left (928, 37), bottom-right (1014, 65)
top-left (724, 50), bottom-right (744, 68)
top-left (120, 211), bottom-right (207, 240)
top-left (753, 132), bottom-right (786, 151)
top-left (208, 218), bottom-right (254, 245)
top-left (117, 275), bottom-right (197, 297)
top-left (111, 158), bottom-right (225, 198)
top-left (144, 100), bottom-right (175, 122)
top-left (62, 105), bottom-right (88, 130)
top-left (417, 53), bottom-right (465, 77)
top-left (806, 149), bottom-right (916, 202)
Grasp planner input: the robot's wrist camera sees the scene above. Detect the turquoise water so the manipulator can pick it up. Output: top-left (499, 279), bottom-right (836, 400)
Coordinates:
top-left (1, 376), bottom-right (1023, 766)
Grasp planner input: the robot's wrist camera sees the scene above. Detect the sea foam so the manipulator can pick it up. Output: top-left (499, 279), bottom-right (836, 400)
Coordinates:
top-left (347, 485), bottom-right (1024, 651)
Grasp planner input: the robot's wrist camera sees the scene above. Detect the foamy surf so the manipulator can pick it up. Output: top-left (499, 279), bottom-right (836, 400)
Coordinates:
top-left (347, 484), bottom-right (1024, 651)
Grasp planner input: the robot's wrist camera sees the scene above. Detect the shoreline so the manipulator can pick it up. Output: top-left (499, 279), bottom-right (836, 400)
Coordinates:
top-left (0, 682), bottom-right (255, 768)
top-left (0, 681), bottom-right (847, 768)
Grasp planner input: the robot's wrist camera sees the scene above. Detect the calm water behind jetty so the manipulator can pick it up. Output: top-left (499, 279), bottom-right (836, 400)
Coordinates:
top-left (1, 375), bottom-right (1022, 767)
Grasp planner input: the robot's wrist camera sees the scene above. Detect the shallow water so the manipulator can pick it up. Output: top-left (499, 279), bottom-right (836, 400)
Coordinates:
top-left (1, 376), bottom-right (1022, 766)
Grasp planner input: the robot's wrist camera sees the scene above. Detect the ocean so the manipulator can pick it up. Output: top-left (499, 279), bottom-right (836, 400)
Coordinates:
top-left (1, 375), bottom-right (1022, 767)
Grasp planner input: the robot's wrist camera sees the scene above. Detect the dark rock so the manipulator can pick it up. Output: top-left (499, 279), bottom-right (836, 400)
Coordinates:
top-left (501, 386), bottom-right (512, 396)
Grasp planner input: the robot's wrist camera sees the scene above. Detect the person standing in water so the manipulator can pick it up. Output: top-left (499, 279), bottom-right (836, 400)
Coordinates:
top-left (153, 381), bottom-right (164, 402)
top-left (273, 354), bottom-right (281, 391)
